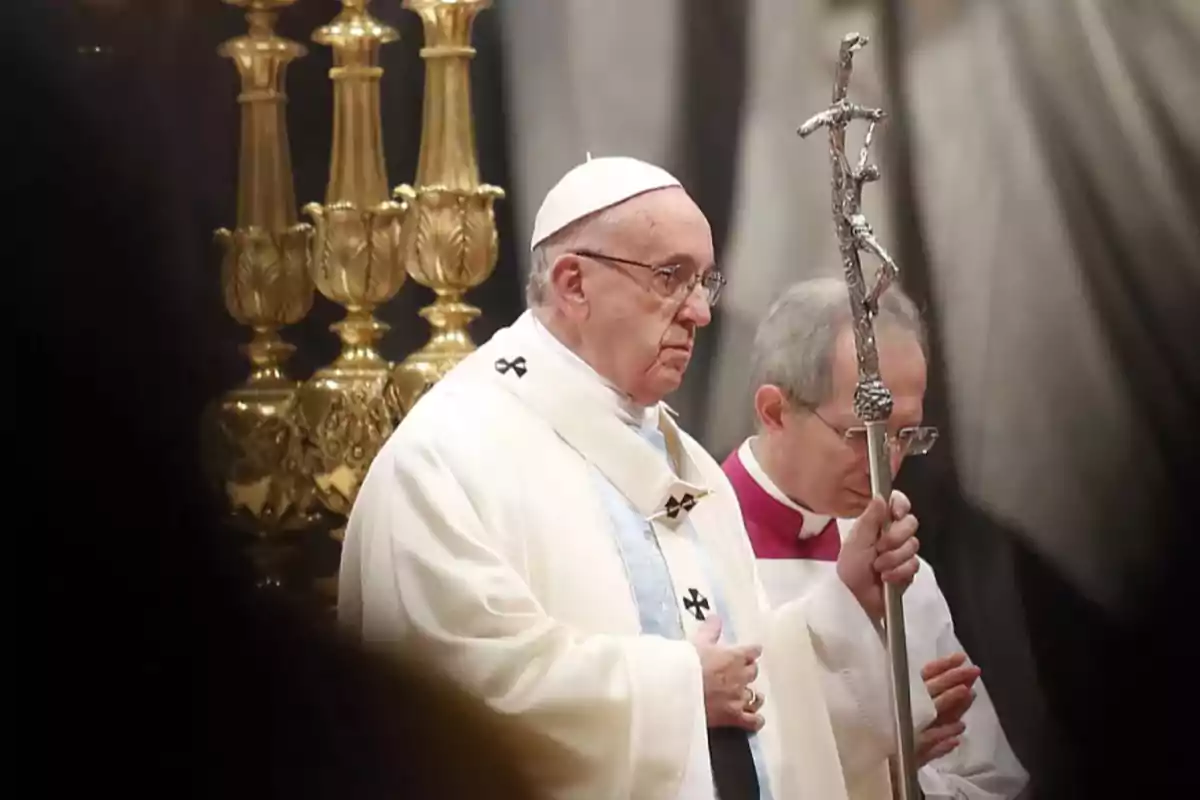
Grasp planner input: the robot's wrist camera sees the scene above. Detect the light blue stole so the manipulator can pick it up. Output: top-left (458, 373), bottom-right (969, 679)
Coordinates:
top-left (590, 413), bottom-right (775, 800)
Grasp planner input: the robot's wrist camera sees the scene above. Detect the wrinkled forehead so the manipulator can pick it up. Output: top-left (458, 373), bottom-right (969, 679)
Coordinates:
top-left (589, 187), bottom-right (715, 266)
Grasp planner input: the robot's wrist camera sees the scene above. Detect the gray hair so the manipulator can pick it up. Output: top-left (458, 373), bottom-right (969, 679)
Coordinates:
top-left (751, 276), bottom-right (927, 408)
top-left (525, 245), bottom-right (554, 307)
top-left (524, 201), bottom-right (641, 308)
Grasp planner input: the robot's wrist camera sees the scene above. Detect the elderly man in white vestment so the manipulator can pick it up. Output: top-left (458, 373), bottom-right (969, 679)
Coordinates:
top-left (722, 278), bottom-right (1029, 799)
top-left (338, 157), bottom-right (940, 799)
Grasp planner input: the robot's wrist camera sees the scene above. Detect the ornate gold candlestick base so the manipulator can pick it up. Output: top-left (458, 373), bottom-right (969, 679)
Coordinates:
top-left (202, 329), bottom-right (316, 528)
top-left (391, 0), bottom-right (505, 413)
top-left (296, 311), bottom-right (402, 518)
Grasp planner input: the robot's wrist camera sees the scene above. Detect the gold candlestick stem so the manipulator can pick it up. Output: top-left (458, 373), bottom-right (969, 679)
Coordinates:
top-left (390, 0), bottom-right (504, 412)
top-left (298, 0), bottom-right (417, 518)
top-left (204, 0), bottom-right (318, 582)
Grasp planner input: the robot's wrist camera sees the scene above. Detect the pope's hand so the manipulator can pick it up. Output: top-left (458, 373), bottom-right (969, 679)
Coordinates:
top-left (836, 490), bottom-right (920, 621)
top-left (690, 616), bottom-right (765, 731)
top-left (916, 652), bottom-right (980, 764)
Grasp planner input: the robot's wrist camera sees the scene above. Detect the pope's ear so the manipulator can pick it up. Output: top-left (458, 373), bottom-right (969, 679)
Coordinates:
top-left (754, 384), bottom-right (789, 432)
top-left (548, 253), bottom-right (587, 312)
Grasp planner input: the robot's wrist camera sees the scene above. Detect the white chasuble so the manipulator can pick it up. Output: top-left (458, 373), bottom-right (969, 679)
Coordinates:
top-left (339, 311), bottom-right (905, 799)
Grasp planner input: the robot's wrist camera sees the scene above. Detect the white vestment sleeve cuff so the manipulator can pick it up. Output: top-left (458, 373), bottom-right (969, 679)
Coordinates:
top-left (917, 763), bottom-right (956, 798)
top-left (625, 636), bottom-right (713, 799)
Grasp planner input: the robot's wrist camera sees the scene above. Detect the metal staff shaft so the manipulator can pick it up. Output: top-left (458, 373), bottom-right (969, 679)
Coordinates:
top-left (867, 421), bottom-right (919, 799)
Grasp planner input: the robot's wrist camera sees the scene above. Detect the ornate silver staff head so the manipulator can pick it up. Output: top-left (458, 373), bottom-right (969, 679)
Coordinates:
top-left (797, 32), bottom-right (901, 425)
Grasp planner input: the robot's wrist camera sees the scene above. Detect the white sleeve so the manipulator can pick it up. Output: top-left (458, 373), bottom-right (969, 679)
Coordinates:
top-left (338, 434), bottom-right (711, 800)
top-left (916, 580), bottom-right (1030, 799)
top-left (800, 572), bottom-right (938, 784)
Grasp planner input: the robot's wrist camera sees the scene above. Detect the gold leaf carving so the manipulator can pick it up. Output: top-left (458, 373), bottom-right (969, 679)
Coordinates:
top-left (462, 193), bottom-right (498, 286)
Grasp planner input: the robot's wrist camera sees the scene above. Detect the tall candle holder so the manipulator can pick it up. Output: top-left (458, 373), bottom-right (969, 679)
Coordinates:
top-left (297, 0), bottom-right (417, 521)
top-left (203, 0), bottom-right (319, 589)
top-left (389, 0), bottom-right (504, 412)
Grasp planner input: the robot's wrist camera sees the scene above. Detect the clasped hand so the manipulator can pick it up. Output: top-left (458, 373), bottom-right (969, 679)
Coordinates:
top-left (917, 651), bottom-right (980, 764)
top-left (690, 616), bottom-right (765, 731)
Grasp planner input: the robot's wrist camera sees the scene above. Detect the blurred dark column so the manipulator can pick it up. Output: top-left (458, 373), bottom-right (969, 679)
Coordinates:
top-left (671, 0), bottom-right (750, 426)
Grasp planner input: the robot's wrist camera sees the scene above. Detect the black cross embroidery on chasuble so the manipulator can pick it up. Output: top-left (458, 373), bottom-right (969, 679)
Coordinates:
top-left (683, 588), bottom-right (710, 621)
top-left (665, 492), bottom-right (697, 520)
top-left (494, 356), bottom-right (528, 377)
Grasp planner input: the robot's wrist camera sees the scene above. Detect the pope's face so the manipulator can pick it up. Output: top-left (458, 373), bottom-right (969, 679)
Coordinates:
top-left (567, 188), bottom-right (715, 405)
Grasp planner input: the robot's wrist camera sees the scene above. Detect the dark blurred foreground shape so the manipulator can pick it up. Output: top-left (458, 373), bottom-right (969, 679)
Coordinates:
top-left (18, 3), bottom-right (570, 797)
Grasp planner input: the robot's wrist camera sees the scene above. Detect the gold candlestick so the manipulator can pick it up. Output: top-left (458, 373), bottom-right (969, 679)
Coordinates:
top-left (298, 0), bottom-right (416, 518)
top-left (203, 0), bottom-right (318, 587)
top-left (389, 0), bottom-right (505, 412)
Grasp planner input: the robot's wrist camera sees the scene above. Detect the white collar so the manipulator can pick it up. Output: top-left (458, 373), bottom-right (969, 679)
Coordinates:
top-left (738, 437), bottom-right (835, 539)
top-left (528, 311), bottom-right (659, 431)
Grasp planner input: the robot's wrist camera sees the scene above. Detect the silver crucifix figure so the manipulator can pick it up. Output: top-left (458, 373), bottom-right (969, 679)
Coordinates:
top-left (798, 32), bottom-right (918, 800)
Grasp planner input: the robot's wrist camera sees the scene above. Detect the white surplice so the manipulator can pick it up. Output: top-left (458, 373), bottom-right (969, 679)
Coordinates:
top-left (338, 311), bottom-right (934, 799)
top-left (732, 439), bottom-right (1030, 799)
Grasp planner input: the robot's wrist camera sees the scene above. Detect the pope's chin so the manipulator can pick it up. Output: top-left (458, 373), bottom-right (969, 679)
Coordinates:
top-left (643, 349), bottom-right (691, 400)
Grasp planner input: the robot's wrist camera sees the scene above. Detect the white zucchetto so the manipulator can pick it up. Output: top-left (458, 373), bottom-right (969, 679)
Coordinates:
top-left (529, 156), bottom-right (682, 252)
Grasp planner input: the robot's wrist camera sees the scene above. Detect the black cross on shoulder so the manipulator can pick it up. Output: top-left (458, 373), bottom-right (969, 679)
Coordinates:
top-left (494, 356), bottom-right (527, 378)
top-left (665, 492), bottom-right (698, 520)
top-left (683, 588), bottom-right (710, 621)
